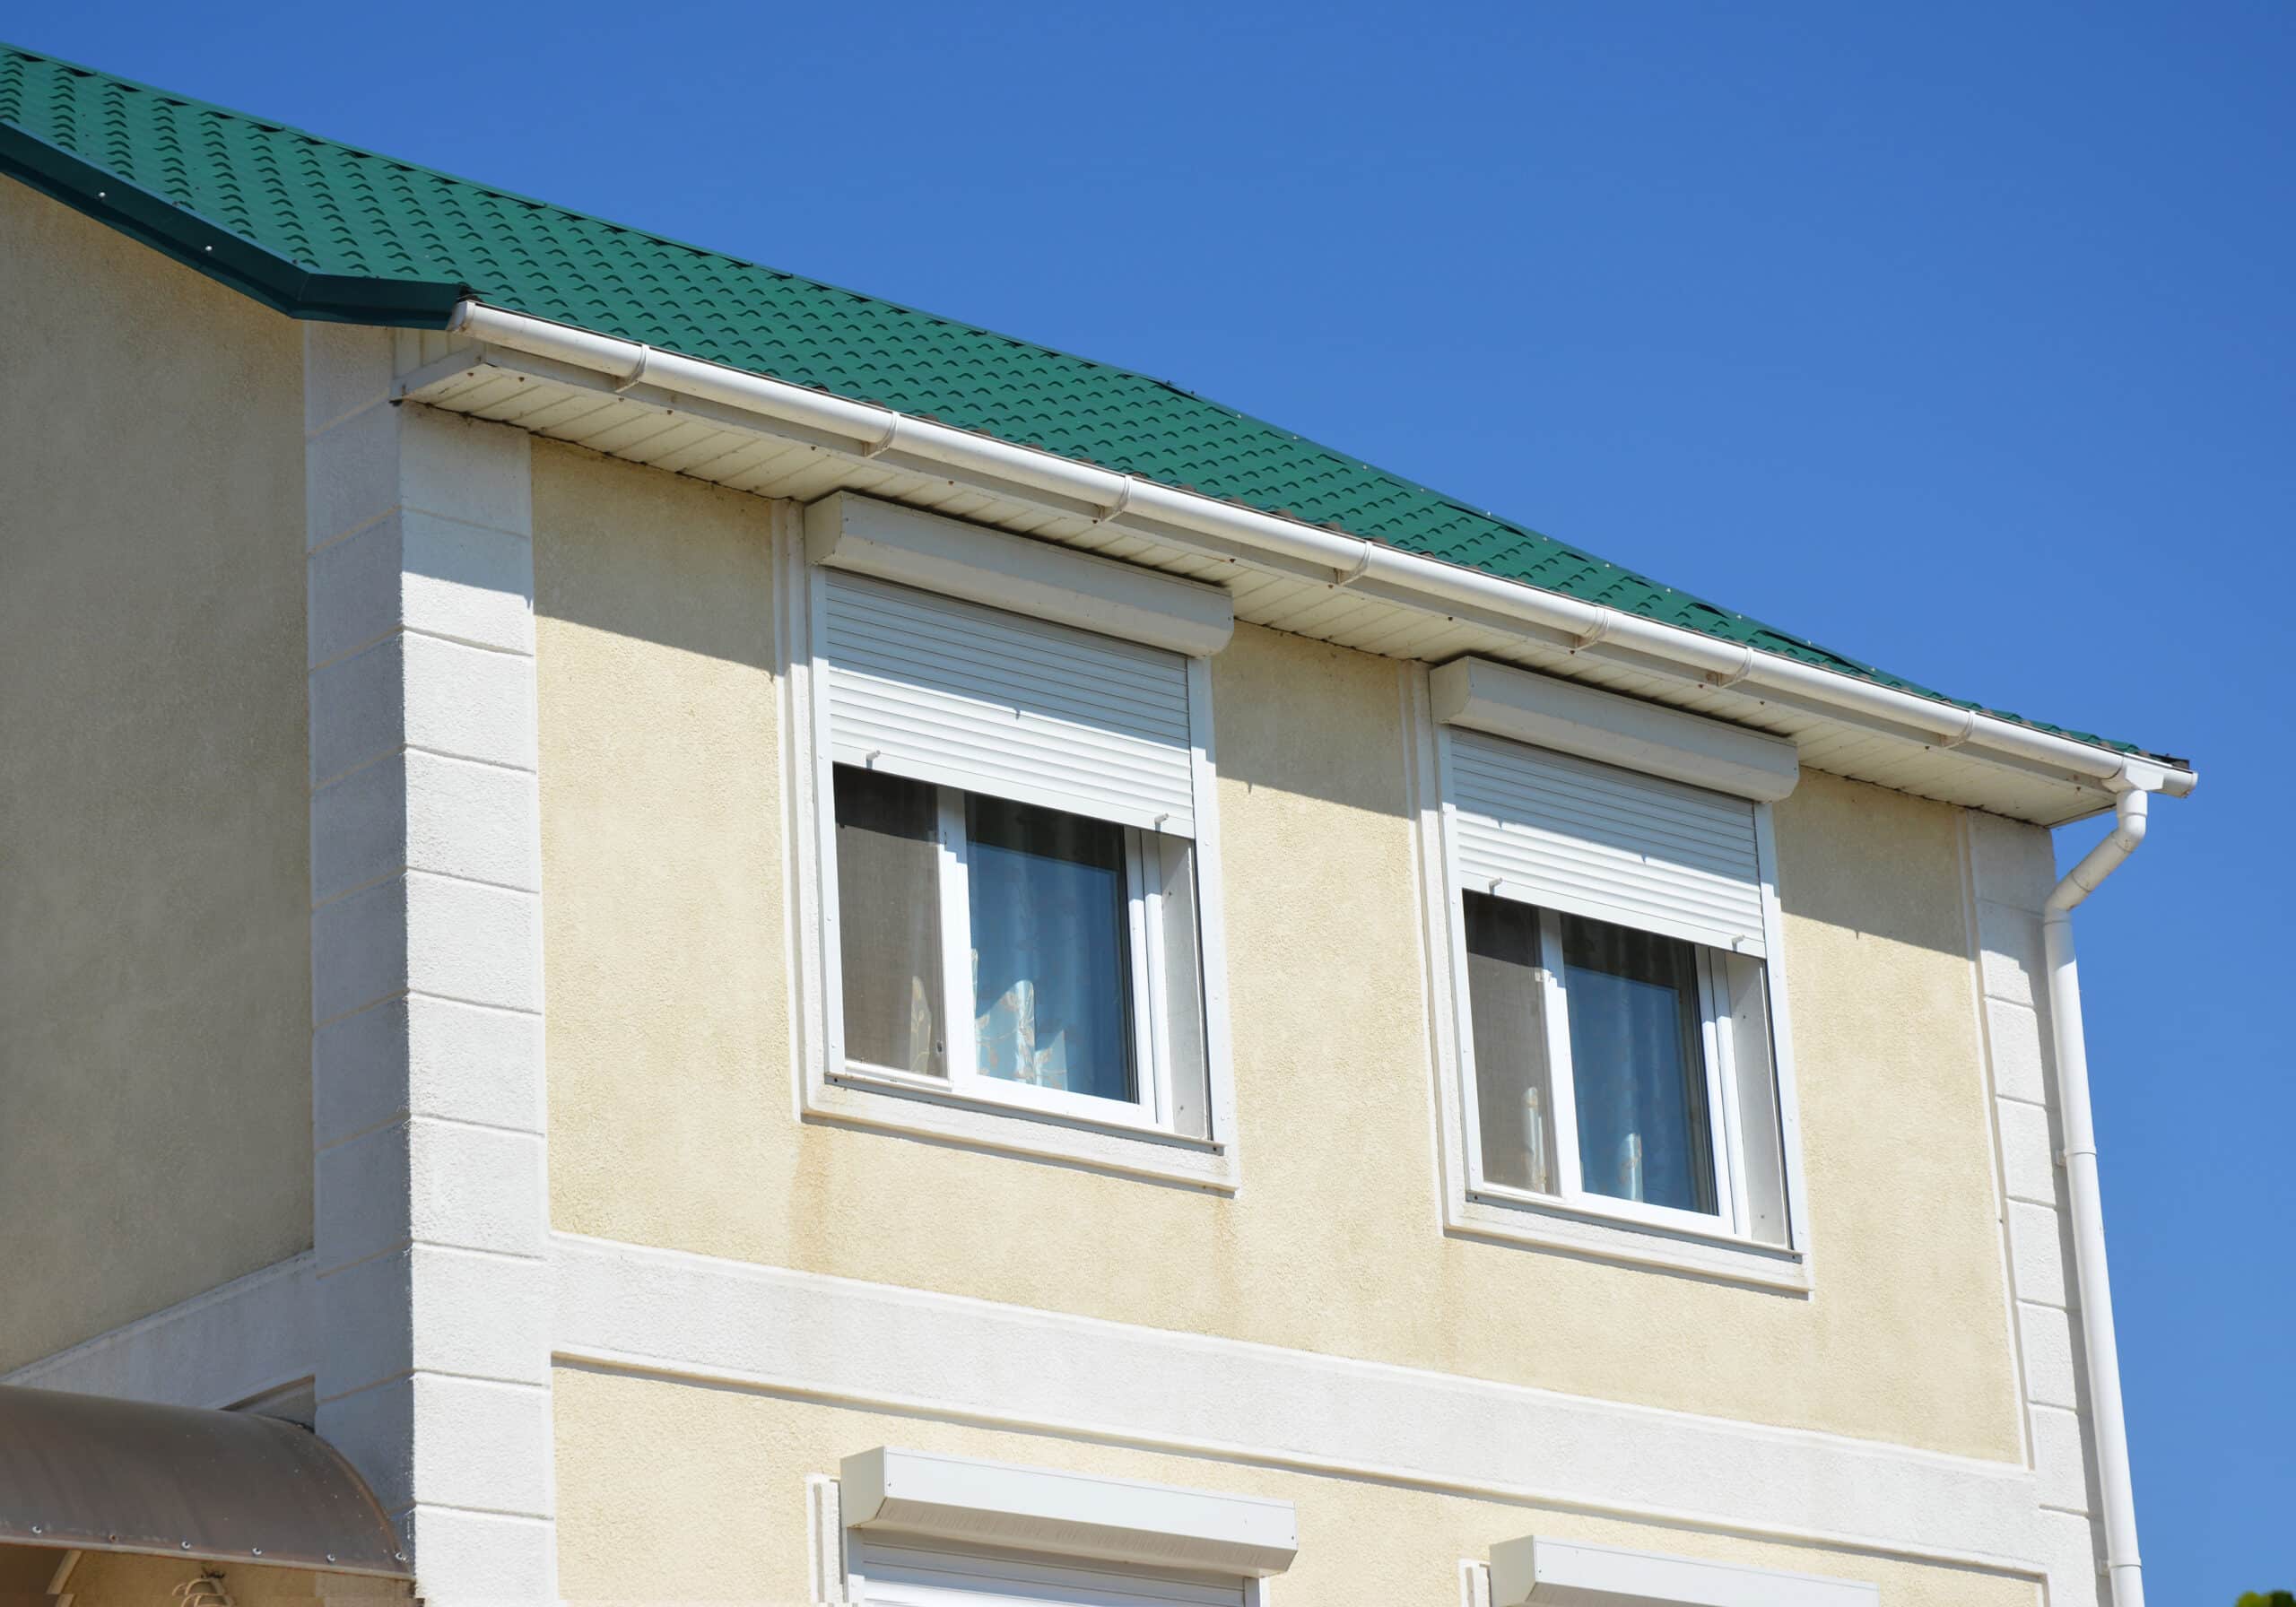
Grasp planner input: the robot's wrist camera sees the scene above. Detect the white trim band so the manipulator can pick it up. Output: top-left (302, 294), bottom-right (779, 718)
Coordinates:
top-left (552, 1234), bottom-right (2049, 1579)
top-left (17, 1238), bottom-right (2081, 1597)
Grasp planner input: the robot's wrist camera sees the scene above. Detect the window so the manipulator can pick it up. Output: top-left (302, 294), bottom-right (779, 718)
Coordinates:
top-left (1417, 657), bottom-right (1806, 1281)
top-left (787, 494), bottom-right (1237, 1184)
top-left (1462, 893), bottom-right (1782, 1238)
top-left (833, 763), bottom-right (1210, 1133)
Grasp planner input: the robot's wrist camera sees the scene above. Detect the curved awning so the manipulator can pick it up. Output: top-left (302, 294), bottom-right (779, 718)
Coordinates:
top-left (0, 1385), bottom-right (410, 1577)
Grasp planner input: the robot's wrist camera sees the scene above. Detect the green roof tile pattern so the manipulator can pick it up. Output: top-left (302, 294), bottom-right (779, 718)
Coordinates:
top-left (0, 40), bottom-right (2164, 761)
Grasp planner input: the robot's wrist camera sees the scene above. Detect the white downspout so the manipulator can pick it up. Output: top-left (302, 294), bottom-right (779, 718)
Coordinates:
top-left (2041, 783), bottom-right (2151, 1607)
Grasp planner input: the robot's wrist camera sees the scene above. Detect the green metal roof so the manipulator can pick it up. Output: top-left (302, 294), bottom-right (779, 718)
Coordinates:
top-left (0, 40), bottom-right (2166, 763)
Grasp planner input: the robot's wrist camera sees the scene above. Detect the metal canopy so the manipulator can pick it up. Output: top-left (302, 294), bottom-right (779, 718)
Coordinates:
top-left (0, 1385), bottom-right (410, 1577)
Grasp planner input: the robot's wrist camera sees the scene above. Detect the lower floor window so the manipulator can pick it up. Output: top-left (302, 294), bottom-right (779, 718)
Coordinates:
top-left (1463, 891), bottom-right (1788, 1242)
top-left (848, 1536), bottom-right (1252, 1607)
top-left (833, 763), bottom-right (1210, 1134)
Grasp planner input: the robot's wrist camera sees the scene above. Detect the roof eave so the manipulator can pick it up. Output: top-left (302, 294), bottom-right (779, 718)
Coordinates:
top-left (411, 300), bottom-right (2196, 825)
top-left (0, 124), bottom-right (464, 327)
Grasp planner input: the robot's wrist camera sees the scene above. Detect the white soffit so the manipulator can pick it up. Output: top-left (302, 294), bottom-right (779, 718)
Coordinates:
top-left (396, 335), bottom-right (2163, 828)
top-left (806, 491), bottom-right (1234, 657)
top-left (1488, 1536), bottom-right (1879, 1607)
top-left (839, 1446), bottom-right (1298, 1577)
top-left (1431, 656), bottom-right (1800, 802)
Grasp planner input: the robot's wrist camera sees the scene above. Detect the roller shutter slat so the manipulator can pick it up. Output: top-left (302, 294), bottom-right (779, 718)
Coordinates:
top-left (1449, 732), bottom-right (1767, 956)
top-left (823, 573), bottom-right (1197, 835)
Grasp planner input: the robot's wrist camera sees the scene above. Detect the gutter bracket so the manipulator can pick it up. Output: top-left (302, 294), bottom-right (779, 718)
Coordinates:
top-left (1702, 646), bottom-right (1758, 691)
top-left (1569, 611), bottom-right (1618, 653)
top-left (1092, 475), bottom-right (1137, 527)
top-left (611, 345), bottom-right (657, 395)
top-left (858, 413), bottom-right (902, 459)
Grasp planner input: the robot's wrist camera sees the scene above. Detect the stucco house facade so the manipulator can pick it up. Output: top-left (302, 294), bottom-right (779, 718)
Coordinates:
top-left (0, 42), bottom-right (2196, 1607)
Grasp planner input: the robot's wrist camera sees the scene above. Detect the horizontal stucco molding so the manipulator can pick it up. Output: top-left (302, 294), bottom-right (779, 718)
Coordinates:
top-left (9, 1236), bottom-right (2070, 1588)
top-left (549, 1234), bottom-right (2050, 1580)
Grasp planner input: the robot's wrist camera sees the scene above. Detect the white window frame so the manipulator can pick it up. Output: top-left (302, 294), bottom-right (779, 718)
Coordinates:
top-left (1405, 664), bottom-right (1814, 1290)
top-left (1457, 904), bottom-right (1754, 1240)
top-left (778, 505), bottom-right (1240, 1191)
top-left (838, 786), bottom-right (1190, 1135)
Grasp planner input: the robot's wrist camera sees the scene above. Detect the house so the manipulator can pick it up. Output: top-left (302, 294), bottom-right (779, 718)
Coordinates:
top-left (0, 39), bottom-right (2195, 1607)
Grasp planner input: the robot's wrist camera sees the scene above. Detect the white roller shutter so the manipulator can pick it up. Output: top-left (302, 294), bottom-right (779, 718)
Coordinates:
top-left (850, 1536), bottom-right (1248, 1607)
top-left (1447, 730), bottom-right (1769, 956)
top-left (820, 572), bottom-right (1198, 836)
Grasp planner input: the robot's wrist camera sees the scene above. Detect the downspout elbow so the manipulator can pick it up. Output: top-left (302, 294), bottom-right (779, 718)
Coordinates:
top-left (2045, 785), bottom-right (2150, 921)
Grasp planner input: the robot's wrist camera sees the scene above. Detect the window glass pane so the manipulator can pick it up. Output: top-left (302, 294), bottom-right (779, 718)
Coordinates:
top-left (1462, 891), bottom-right (1559, 1194)
top-left (833, 765), bottom-right (945, 1075)
top-left (966, 794), bottom-right (1135, 1103)
top-left (1723, 953), bottom-right (1789, 1245)
top-left (1152, 835), bottom-right (1213, 1138)
top-left (1561, 914), bottom-right (1718, 1214)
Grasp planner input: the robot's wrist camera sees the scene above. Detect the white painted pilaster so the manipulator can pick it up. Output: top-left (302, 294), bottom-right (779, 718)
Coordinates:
top-left (1966, 811), bottom-right (2103, 1607)
top-left (305, 325), bottom-right (554, 1602)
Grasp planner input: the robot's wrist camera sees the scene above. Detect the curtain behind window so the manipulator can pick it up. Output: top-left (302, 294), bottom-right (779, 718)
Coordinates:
top-left (834, 765), bottom-right (945, 1076)
top-left (966, 795), bottom-right (1135, 1101)
top-left (1561, 914), bottom-right (1716, 1214)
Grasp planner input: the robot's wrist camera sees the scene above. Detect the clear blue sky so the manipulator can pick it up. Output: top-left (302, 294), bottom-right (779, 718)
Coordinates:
top-left (17, 2), bottom-right (2289, 1595)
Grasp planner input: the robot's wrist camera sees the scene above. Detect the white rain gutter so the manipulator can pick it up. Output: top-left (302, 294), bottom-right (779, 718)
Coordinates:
top-left (2041, 785), bottom-right (2152, 1607)
top-left (445, 300), bottom-right (2196, 808)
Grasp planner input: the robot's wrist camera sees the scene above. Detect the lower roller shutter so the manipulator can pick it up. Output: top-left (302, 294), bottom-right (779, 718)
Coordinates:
top-left (849, 1535), bottom-right (1248, 1607)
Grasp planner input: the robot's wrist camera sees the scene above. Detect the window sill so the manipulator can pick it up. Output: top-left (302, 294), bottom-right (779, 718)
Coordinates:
top-left (1448, 1186), bottom-right (1811, 1292)
top-left (810, 1065), bottom-right (1239, 1193)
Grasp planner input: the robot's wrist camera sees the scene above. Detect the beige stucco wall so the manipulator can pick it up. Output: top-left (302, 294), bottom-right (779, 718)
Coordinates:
top-left (0, 183), bottom-right (310, 1368)
top-left (536, 449), bottom-right (2021, 1460)
top-left (552, 1364), bottom-right (2033, 1607)
top-left (531, 441), bottom-right (783, 1243)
